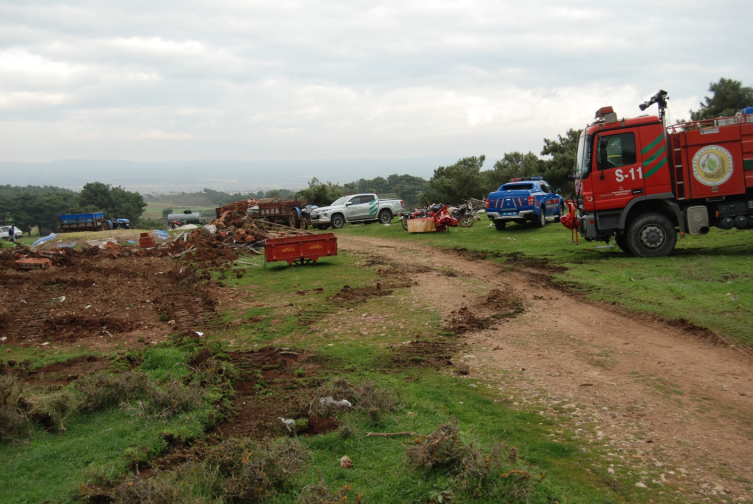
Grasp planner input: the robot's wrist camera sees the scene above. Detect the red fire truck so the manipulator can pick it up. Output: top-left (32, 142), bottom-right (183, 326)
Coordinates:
top-left (565, 90), bottom-right (753, 257)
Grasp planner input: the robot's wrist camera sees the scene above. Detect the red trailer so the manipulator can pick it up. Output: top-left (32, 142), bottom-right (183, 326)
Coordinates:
top-left (264, 233), bottom-right (337, 266)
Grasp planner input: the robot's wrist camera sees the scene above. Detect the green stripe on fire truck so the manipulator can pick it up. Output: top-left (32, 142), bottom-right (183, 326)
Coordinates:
top-left (644, 157), bottom-right (667, 178)
top-left (642, 134), bottom-right (663, 155)
top-left (644, 144), bottom-right (665, 165)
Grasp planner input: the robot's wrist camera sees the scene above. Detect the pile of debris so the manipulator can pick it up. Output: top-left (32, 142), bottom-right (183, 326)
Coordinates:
top-left (2, 206), bottom-right (317, 270)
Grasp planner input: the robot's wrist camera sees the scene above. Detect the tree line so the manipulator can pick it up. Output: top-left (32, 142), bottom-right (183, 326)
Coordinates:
top-left (0, 182), bottom-right (146, 236)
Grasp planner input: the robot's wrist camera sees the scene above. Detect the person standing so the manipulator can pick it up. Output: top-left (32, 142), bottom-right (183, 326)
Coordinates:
top-left (8, 225), bottom-right (16, 243)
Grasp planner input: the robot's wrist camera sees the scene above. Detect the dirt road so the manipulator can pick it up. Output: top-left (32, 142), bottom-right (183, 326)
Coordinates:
top-left (339, 234), bottom-right (753, 503)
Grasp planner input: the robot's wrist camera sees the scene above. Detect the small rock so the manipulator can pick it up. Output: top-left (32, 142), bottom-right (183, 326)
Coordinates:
top-left (635, 482), bottom-right (647, 488)
top-left (340, 455), bottom-right (353, 469)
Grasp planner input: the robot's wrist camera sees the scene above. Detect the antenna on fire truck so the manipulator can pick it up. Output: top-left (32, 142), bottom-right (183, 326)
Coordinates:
top-left (639, 90), bottom-right (669, 124)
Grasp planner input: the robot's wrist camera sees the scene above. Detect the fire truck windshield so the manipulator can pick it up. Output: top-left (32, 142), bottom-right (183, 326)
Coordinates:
top-left (574, 130), bottom-right (592, 181)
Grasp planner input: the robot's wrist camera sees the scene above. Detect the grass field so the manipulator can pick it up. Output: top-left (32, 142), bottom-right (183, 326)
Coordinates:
top-left (2, 215), bottom-right (751, 503)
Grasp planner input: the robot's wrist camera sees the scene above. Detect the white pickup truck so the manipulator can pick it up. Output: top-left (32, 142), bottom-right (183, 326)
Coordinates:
top-left (309, 193), bottom-right (404, 229)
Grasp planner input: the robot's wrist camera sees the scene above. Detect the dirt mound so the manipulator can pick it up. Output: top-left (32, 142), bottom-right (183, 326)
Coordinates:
top-left (328, 284), bottom-right (392, 304)
top-left (390, 340), bottom-right (462, 369)
top-left (443, 288), bottom-right (525, 335)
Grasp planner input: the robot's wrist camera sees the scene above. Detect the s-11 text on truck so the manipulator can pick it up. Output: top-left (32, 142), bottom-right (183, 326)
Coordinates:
top-left (309, 194), bottom-right (404, 230)
top-left (564, 90), bottom-right (753, 257)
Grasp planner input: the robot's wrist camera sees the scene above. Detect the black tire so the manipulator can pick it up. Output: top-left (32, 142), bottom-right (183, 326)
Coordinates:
top-left (494, 220), bottom-right (507, 231)
top-left (315, 224), bottom-right (330, 230)
top-left (331, 214), bottom-right (345, 229)
top-left (378, 209), bottom-right (392, 225)
top-left (400, 217), bottom-right (409, 231)
top-left (554, 201), bottom-right (566, 223)
top-left (615, 233), bottom-right (632, 254)
top-left (534, 206), bottom-right (547, 228)
top-left (458, 212), bottom-right (474, 228)
top-left (626, 212), bottom-right (677, 257)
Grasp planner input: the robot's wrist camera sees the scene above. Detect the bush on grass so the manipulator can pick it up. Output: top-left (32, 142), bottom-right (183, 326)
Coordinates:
top-left (309, 377), bottom-right (398, 417)
top-left (0, 375), bottom-right (29, 442)
top-left (116, 437), bottom-right (311, 504)
top-left (76, 370), bottom-right (152, 412)
top-left (407, 420), bottom-right (545, 501)
top-left (298, 479), bottom-right (364, 504)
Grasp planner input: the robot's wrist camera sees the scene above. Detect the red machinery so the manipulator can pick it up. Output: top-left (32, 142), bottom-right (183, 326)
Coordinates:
top-left (264, 233), bottom-right (337, 266)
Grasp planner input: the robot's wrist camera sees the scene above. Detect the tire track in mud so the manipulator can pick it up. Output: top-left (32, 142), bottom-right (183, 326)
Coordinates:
top-left (338, 234), bottom-right (753, 503)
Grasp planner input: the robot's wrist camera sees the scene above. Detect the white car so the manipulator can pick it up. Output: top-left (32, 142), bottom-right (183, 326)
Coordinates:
top-left (309, 193), bottom-right (405, 229)
top-left (0, 225), bottom-right (22, 241)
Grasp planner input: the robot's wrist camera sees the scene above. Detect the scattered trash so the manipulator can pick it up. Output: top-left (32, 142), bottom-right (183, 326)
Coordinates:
top-left (31, 234), bottom-right (57, 248)
top-left (319, 396), bottom-right (353, 408)
top-left (279, 417), bottom-right (296, 432)
top-left (340, 455), bottom-right (353, 469)
top-left (86, 237), bottom-right (119, 249)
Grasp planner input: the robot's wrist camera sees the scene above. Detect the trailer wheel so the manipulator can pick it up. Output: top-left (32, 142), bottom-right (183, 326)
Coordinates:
top-left (299, 218), bottom-right (308, 230)
top-left (626, 212), bottom-right (676, 257)
top-left (534, 206), bottom-right (547, 228)
top-left (494, 220), bottom-right (507, 231)
top-left (378, 209), bottom-right (392, 224)
top-left (331, 214), bottom-right (345, 229)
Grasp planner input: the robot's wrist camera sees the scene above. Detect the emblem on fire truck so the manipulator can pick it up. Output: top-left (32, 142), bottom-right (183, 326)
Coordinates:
top-left (692, 145), bottom-right (733, 187)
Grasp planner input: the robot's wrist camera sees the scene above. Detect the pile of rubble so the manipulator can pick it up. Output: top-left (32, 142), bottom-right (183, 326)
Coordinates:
top-left (2, 207), bottom-right (315, 270)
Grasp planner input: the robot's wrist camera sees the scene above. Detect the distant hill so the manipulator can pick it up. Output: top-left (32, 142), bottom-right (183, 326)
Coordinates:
top-left (0, 156), bottom-right (457, 194)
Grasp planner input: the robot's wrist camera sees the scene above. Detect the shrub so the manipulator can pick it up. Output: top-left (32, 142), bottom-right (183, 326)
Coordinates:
top-left (75, 370), bottom-right (151, 412)
top-left (204, 437), bottom-right (311, 503)
top-left (0, 375), bottom-right (29, 442)
top-left (309, 378), bottom-right (398, 417)
top-left (144, 381), bottom-right (203, 418)
top-left (25, 389), bottom-right (77, 432)
top-left (407, 421), bottom-right (545, 501)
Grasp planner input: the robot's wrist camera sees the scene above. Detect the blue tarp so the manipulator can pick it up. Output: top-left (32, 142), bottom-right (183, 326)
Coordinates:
top-left (31, 234), bottom-right (57, 248)
top-left (57, 241), bottom-right (76, 248)
top-left (153, 230), bottom-right (170, 241)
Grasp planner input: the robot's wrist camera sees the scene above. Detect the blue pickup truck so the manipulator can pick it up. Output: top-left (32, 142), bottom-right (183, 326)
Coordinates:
top-left (486, 177), bottom-right (564, 230)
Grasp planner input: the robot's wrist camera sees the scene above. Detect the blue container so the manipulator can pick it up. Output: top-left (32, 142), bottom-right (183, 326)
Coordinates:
top-left (742, 107), bottom-right (753, 115)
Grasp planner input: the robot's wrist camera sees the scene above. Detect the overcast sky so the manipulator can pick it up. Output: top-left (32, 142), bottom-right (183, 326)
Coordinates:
top-left (2, 0), bottom-right (752, 167)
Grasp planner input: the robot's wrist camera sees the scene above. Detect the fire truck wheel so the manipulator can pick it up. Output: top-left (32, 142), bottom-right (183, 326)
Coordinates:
top-left (626, 213), bottom-right (676, 257)
top-left (534, 206), bottom-right (547, 228)
top-left (614, 233), bottom-right (632, 254)
top-left (494, 220), bottom-right (507, 231)
top-left (331, 214), bottom-right (345, 229)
